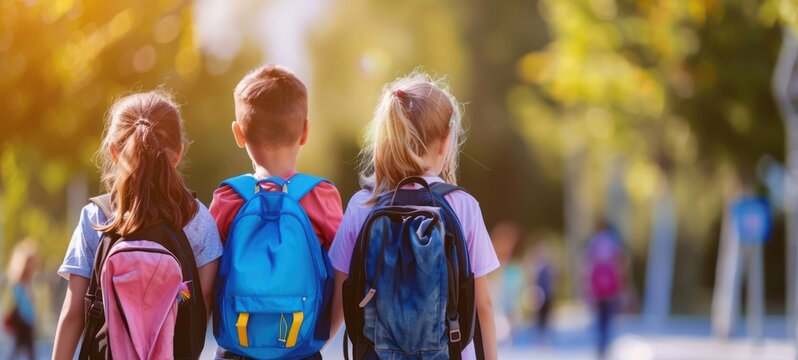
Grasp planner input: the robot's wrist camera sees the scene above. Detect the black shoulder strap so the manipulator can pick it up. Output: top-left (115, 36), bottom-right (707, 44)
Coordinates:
top-left (79, 231), bottom-right (120, 360)
top-left (84, 193), bottom-right (117, 326)
top-left (90, 194), bottom-right (114, 220)
top-left (79, 194), bottom-right (117, 359)
top-left (430, 183), bottom-right (485, 360)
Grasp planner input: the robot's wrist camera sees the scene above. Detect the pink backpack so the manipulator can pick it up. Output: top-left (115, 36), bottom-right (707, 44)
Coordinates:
top-left (587, 231), bottom-right (623, 300)
top-left (101, 240), bottom-right (184, 359)
top-left (79, 195), bottom-right (207, 360)
top-left (590, 262), bottom-right (621, 300)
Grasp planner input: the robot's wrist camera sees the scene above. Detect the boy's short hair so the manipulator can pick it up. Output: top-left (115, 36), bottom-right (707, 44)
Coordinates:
top-left (234, 65), bottom-right (308, 147)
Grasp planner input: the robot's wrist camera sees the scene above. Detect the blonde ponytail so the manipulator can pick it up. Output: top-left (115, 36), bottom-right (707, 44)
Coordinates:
top-left (359, 71), bottom-right (464, 202)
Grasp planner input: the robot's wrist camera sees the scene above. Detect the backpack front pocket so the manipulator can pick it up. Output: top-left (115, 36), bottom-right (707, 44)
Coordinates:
top-left (229, 295), bottom-right (311, 349)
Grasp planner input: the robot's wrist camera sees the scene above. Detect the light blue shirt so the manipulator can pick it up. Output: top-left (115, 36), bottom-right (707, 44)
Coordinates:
top-left (58, 199), bottom-right (223, 279)
top-left (13, 284), bottom-right (34, 325)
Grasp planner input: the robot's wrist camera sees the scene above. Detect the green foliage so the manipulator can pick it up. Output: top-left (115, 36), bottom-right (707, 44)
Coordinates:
top-left (0, 0), bottom-right (245, 263)
top-left (511, 0), bottom-right (785, 311)
top-left (761, 0), bottom-right (798, 32)
top-left (1, 144), bottom-right (29, 257)
top-left (0, 143), bottom-right (66, 263)
top-left (0, 0), bottom-right (792, 313)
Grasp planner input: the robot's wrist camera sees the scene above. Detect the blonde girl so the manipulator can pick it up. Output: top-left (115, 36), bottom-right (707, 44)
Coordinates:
top-left (329, 72), bottom-right (499, 360)
top-left (52, 92), bottom-right (222, 359)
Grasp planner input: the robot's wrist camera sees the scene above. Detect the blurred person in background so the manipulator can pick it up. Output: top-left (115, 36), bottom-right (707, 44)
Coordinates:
top-left (584, 224), bottom-right (625, 360)
top-left (530, 240), bottom-right (556, 345)
top-left (4, 240), bottom-right (38, 360)
top-left (489, 222), bottom-right (523, 344)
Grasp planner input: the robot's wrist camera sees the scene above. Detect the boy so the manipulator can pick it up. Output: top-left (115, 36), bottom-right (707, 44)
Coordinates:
top-left (210, 65), bottom-right (343, 360)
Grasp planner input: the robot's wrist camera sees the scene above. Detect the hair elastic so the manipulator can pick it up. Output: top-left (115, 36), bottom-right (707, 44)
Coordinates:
top-left (393, 89), bottom-right (406, 98)
top-left (134, 118), bottom-right (152, 127)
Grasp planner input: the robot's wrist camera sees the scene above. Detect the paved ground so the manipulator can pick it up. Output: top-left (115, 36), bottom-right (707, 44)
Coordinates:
top-left (610, 335), bottom-right (794, 360)
top-left (3, 316), bottom-right (795, 359)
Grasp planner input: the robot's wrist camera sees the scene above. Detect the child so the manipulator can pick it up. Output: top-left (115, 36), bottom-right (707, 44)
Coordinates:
top-left (209, 65), bottom-right (343, 359)
top-left (329, 72), bottom-right (500, 360)
top-left (585, 225), bottom-right (625, 359)
top-left (52, 91), bottom-right (223, 359)
top-left (4, 240), bottom-right (37, 360)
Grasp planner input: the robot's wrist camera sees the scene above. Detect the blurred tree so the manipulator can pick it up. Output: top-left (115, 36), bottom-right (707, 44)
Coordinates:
top-left (308, 0), bottom-right (560, 243)
top-left (457, 0), bottom-right (557, 238)
top-left (0, 0), bottom-right (257, 262)
top-left (0, 0), bottom-right (790, 319)
top-left (308, 0), bottom-right (470, 196)
top-left (512, 0), bottom-right (783, 311)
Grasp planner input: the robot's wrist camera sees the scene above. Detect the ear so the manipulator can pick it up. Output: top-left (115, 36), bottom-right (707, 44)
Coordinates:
top-left (232, 121), bottom-right (247, 148)
top-left (299, 119), bottom-right (309, 146)
top-left (438, 134), bottom-right (450, 156)
top-left (170, 144), bottom-right (184, 167)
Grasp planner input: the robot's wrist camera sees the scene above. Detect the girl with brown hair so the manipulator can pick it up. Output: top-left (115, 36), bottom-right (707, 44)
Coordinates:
top-left (52, 91), bottom-right (222, 359)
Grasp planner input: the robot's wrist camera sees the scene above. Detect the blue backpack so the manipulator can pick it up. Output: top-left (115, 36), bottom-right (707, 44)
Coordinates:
top-left (341, 177), bottom-right (481, 360)
top-left (214, 173), bottom-right (334, 359)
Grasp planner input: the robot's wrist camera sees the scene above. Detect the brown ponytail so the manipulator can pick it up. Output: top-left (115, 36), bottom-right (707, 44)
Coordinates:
top-left (95, 91), bottom-right (198, 236)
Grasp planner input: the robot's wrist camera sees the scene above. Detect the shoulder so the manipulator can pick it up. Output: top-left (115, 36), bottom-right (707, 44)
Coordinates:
top-left (309, 180), bottom-right (342, 199)
top-left (339, 190), bottom-right (373, 225)
top-left (183, 199), bottom-right (223, 265)
top-left (210, 185), bottom-right (246, 219)
top-left (442, 187), bottom-right (480, 209)
top-left (213, 184), bottom-right (240, 201)
top-left (315, 179), bottom-right (339, 191)
top-left (440, 187), bottom-right (486, 226)
top-left (80, 201), bottom-right (108, 228)
top-left (184, 199), bottom-right (217, 235)
top-left (345, 189), bottom-right (373, 210)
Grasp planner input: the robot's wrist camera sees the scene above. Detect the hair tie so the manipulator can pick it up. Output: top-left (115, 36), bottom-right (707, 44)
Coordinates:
top-left (134, 118), bottom-right (152, 127)
top-left (393, 89), bottom-right (406, 98)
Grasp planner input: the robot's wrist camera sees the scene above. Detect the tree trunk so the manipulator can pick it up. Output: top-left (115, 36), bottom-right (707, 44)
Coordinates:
top-left (564, 148), bottom-right (592, 299)
top-left (643, 182), bottom-right (676, 326)
top-left (772, 27), bottom-right (798, 339)
top-left (711, 200), bottom-right (743, 338)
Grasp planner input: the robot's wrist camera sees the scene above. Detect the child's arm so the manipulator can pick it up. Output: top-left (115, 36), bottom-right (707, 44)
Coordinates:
top-left (198, 259), bottom-right (219, 319)
top-left (52, 275), bottom-right (90, 360)
top-left (329, 270), bottom-right (348, 339)
top-left (475, 276), bottom-right (498, 360)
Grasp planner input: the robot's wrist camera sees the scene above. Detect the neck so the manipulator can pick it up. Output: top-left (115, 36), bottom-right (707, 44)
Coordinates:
top-left (247, 145), bottom-right (300, 178)
top-left (423, 163), bottom-right (444, 178)
top-left (420, 150), bottom-right (445, 178)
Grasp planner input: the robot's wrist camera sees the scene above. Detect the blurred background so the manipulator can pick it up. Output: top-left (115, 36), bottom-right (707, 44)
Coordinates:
top-left (2, 0), bottom-right (798, 358)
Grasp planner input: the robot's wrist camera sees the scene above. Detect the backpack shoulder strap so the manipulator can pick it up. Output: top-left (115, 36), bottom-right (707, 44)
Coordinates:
top-left (430, 182), bottom-right (481, 358)
top-left (79, 231), bottom-right (120, 360)
top-left (220, 174), bottom-right (259, 202)
top-left (90, 194), bottom-right (114, 219)
top-left (287, 173), bottom-right (330, 201)
top-left (430, 182), bottom-right (466, 198)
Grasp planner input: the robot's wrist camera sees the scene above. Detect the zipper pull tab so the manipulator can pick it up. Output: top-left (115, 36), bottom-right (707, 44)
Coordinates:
top-left (358, 288), bottom-right (377, 308)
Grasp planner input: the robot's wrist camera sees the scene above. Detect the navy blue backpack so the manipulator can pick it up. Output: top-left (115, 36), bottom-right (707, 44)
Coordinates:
top-left (342, 177), bottom-right (481, 360)
top-left (214, 174), bottom-right (334, 359)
